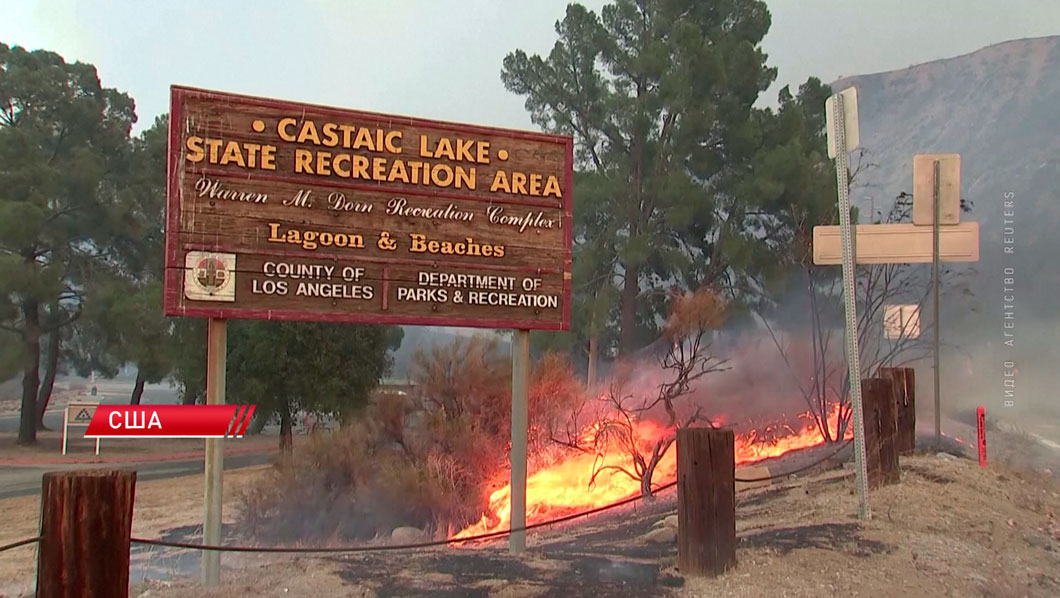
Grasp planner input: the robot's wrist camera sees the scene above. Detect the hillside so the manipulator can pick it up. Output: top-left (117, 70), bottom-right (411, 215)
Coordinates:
top-left (831, 36), bottom-right (1060, 422)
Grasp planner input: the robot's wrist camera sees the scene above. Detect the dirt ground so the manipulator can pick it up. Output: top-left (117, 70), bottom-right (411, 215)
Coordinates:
top-left (113, 442), bottom-right (1059, 598)
top-left (2, 432), bottom-right (1058, 598)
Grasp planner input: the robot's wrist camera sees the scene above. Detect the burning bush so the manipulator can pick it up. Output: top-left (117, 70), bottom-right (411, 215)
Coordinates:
top-left (552, 288), bottom-right (730, 498)
top-left (240, 334), bottom-right (586, 543)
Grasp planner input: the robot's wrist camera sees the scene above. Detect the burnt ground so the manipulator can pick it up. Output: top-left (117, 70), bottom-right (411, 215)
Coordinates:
top-left (318, 493), bottom-right (686, 598)
top-left (129, 430), bottom-right (1060, 598)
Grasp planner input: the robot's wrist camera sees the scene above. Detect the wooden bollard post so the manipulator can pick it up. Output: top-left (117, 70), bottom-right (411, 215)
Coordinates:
top-left (37, 470), bottom-right (137, 598)
top-left (880, 367), bottom-right (916, 454)
top-left (677, 427), bottom-right (736, 577)
top-left (861, 378), bottom-right (900, 488)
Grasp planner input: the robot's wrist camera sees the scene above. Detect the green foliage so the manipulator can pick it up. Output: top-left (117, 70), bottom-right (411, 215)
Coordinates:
top-left (66, 278), bottom-right (172, 383)
top-left (62, 114), bottom-right (174, 401)
top-left (0, 42), bottom-right (143, 442)
top-left (0, 330), bottom-right (21, 381)
top-left (168, 318), bottom-right (207, 404)
top-left (501, 1), bottom-right (831, 357)
top-left (225, 320), bottom-right (401, 426)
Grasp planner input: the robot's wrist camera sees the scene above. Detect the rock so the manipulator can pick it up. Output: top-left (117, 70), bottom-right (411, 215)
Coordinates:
top-left (391, 526), bottom-right (427, 544)
top-left (652, 514), bottom-right (678, 529)
top-left (936, 452), bottom-right (958, 461)
top-left (735, 466), bottom-right (772, 491)
top-left (643, 526), bottom-right (677, 544)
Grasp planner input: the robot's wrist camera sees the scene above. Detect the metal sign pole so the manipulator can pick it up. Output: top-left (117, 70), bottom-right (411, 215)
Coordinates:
top-left (203, 318), bottom-right (227, 585)
top-left (829, 91), bottom-right (871, 520)
top-left (932, 160), bottom-right (942, 448)
top-left (62, 408), bottom-right (68, 456)
top-left (509, 329), bottom-right (530, 554)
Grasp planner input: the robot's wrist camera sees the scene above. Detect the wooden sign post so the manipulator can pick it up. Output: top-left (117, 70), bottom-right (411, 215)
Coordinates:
top-left (37, 470), bottom-right (136, 598)
top-left (879, 367), bottom-right (916, 455)
top-left (164, 87), bottom-right (574, 578)
top-left (202, 318), bottom-right (226, 585)
top-left (677, 427), bottom-right (736, 577)
top-left (861, 378), bottom-right (900, 488)
top-left (509, 329), bottom-right (530, 553)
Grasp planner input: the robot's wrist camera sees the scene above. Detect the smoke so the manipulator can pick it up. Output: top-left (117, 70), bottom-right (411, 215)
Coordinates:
top-left (591, 327), bottom-right (833, 432)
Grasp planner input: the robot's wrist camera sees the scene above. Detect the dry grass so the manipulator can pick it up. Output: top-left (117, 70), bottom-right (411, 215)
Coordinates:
top-left (241, 338), bottom-right (586, 542)
top-left (125, 454), bottom-right (1060, 598)
top-left (682, 454), bottom-right (1060, 598)
top-left (0, 465), bottom-right (270, 591)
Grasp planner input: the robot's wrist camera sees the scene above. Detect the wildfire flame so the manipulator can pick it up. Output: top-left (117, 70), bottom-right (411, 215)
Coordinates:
top-left (451, 404), bottom-right (852, 541)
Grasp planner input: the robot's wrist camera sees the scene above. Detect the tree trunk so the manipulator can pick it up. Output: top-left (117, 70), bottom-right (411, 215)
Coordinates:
top-left (181, 382), bottom-right (200, 405)
top-left (18, 300), bottom-right (41, 445)
top-left (640, 470), bottom-right (655, 499)
top-left (640, 441), bottom-right (668, 499)
top-left (618, 262), bottom-right (640, 356)
top-left (586, 334), bottom-right (598, 387)
top-left (36, 329), bottom-right (61, 430)
top-left (129, 370), bottom-right (146, 405)
top-left (248, 409), bottom-right (269, 435)
top-left (279, 404), bottom-right (293, 454)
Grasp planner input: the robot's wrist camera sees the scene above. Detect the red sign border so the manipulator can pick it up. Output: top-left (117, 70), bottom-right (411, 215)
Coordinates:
top-left (163, 85), bottom-right (573, 331)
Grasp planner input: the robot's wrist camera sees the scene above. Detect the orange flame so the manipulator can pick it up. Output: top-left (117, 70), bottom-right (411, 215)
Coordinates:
top-left (452, 404), bottom-right (851, 541)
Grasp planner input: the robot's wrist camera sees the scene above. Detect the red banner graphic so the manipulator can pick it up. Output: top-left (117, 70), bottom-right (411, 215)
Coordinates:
top-left (84, 405), bottom-right (256, 439)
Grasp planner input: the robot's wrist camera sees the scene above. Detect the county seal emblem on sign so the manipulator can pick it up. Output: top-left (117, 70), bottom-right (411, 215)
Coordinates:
top-left (183, 251), bottom-right (237, 302)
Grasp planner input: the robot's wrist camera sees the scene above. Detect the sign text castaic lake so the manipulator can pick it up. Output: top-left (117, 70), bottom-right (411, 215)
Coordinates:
top-left (164, 86), bottom-right (573, 329)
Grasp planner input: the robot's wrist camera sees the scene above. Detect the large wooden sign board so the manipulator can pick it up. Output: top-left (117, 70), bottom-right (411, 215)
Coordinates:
top-left (164, 86), bottom-right (574, 330)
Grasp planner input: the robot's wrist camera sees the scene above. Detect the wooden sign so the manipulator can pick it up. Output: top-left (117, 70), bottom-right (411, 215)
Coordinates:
top-left (164, 86), bottom-right (574, 330)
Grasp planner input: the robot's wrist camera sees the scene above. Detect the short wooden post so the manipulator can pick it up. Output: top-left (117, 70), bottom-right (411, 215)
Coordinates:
top-left (677, 427), bottom-right (736, 577)
top-left (880, 367), bottom-right (916, 454)
top-left (37, 470), bottom-right (136, 598)
top-left (861, 378), bottom-right (900, 488)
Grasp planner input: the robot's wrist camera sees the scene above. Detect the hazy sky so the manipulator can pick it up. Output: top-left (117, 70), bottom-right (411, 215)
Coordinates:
top-left (2, 0), bottom-right (1058, 134)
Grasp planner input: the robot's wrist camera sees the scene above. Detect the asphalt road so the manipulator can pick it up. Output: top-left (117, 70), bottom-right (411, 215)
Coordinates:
top-left (0, 451), bottom-right (273, 500)
top-left (0, 380), bottom-right (181, 433)
top-left (1, 379), bottom-right (276, 499)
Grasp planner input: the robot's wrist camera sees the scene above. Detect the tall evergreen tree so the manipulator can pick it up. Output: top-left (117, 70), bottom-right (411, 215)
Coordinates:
top-left (0, 43), bottom-right (142, 444)
top-left (226, 321), bottom-right (404, 452)
top-left (61, 115), bottom-right (172, 406)
top-left (501, 0), bottom-right (802, 356)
